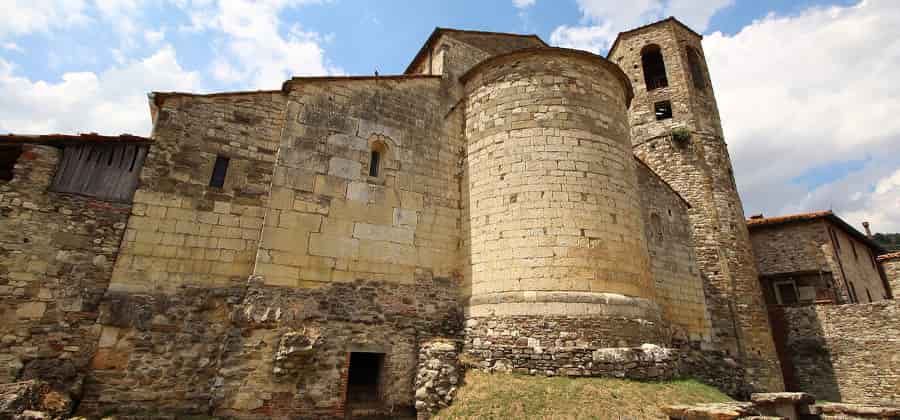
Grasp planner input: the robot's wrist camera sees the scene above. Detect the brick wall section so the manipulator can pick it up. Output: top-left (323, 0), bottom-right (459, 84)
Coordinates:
top-left (781, 300), bottom-right (900, 406)
top-left (108, 92), bottom-right (284, 294)
top-left (878, 254), bottom-right (900, 296)
top-left (636, 160), bottom-right (710, 342)
top-left (0, 144), bottom-right (130, 393)
top-left (610, 19), bottom-right (783, 391)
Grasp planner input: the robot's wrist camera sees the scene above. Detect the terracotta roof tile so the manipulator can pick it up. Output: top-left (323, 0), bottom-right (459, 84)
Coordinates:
top-left (747, 210), bottom-right (886, 253)
top-left (877, 251), bottom-right (900, 262)
top-left (746, 210), bottom-right (834, 227)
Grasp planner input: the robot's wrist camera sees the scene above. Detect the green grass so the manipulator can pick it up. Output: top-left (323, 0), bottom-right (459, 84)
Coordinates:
top-left (434, 371), bottom-right (733, 420)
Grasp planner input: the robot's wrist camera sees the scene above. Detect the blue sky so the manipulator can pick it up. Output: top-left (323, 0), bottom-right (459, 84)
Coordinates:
top-left (1, 0), bottom-right (898, 231)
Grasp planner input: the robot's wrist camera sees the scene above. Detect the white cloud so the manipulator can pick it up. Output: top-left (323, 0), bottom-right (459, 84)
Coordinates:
top-left (702, 0), bottom-right (900, 231)
top-left (550, 23), bottom-right (615, 54)
top-left (144, 28), bottom-right (166, 45)
top-left (0, 0), bottom-right (90, 39)
top-left (513, 0), bottom-right (536, 9)
top-left (2, 43), bottom-right (24, 53)
top-left (0, 45), bottom-right (200, 136)
top-left (175, 0), bottom-right (340, 89)
top-left (549, 0), bottom-right (732, 53)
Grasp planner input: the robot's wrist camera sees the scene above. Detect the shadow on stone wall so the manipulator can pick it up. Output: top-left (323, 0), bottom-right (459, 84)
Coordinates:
top-left (776, 305), bottom-right (841, 402)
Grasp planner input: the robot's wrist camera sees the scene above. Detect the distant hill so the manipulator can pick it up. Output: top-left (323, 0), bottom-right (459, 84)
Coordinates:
top-left (873, 233), bottom-right (900, 252)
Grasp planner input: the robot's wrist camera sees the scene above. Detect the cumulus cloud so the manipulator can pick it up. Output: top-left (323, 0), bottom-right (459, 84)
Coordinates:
top-left (550, 0), bottom-right (732, 53)
top-left (0, 45), bottom-right (200, 136)
top-left (513, 0), bottom-right (536, 9)
top-left (0, 0), bottom-right (90, 39)
top-left (703, 0), bottom-right (900, 231)
top-left (174, 0), bottom-right (341, 89)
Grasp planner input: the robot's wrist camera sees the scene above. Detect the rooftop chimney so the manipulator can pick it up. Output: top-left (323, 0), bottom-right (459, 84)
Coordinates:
top-left (862, 221), bottom-right (873, 238)
top-left (750, 214), bottom-right (764, 220)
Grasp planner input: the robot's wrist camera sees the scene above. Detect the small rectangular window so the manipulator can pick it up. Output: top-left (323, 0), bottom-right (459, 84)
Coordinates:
top-left (210, 155), bottom-right (229, 188)
top-left (368, 150), bottom-right (380, 177)
top-left (849, 282), bottom-right (858, 303)
top-left (654, 101), bottom-right (672, 120)
top-left (851, 241), bottom-right (858, 259)
top-left (866, 288), bottom-right (873, 302)
top-left (774, 280), bottom-right (799, 305)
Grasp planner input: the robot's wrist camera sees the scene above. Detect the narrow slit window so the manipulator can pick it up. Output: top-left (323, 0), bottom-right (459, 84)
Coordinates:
top-left (654, 101), bottom-right (673, 120)
top-left (0, 146), bottom-right (23, 181)
top-left (368, 150), bottom-right (381, 177)
top-left (210, 155), bottom-right (230, 188)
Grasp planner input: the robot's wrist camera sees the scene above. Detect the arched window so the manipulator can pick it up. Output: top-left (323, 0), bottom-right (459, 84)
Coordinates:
top-left (641, 44), bottom-right (668, 90)
top-left (686, 46), bottom-right (706, 89)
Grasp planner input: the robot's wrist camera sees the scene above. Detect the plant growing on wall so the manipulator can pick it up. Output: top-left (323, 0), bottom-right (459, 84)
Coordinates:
top-left (671, 127), bottom-right (691, 143)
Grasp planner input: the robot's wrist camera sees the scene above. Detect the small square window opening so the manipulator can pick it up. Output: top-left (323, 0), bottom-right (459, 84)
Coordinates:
top-left (654, 101), bottom-right (673, 120)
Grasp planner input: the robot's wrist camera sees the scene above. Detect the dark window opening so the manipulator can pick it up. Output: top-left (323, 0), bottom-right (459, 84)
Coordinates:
top-left (775, 281), bottom-right (799, 305)
top-left (210, 155), bottom-right (229, 188)
top-left (0, 146), bottom-right (23, 181)
top-left (347, 352), bottom-right (384, 404)
top-left (866, 288), bottom-right (873, 302)
top-left (849, 282), bottom-right (858, 303)
top-left (851, 241), bottom-right (858, 260)
top-left (686, 46), bottom-right (706, 89)
top-left (654, 101), bottom-right (673, 120)
top-left (641, 44), bottom-right (668, 90)
top-left (368, 150), bottom-right (381, 177)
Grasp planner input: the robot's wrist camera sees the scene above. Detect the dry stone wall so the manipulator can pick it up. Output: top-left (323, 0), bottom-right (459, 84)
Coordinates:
top-left (0, 144), bottom-right (131, 402)
top-left (780, 300), bottom-right (900, 406)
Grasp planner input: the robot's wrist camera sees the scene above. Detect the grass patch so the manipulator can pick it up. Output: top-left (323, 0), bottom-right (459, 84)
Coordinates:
top-left (434, 371), bottom-right (732, 419)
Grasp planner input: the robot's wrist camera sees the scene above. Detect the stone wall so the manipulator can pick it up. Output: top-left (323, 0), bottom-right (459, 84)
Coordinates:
top-left (827, 222), bottom-right (888, 302)
top-left (878, 254), bottom-right (900, 296)
top-left (108, 91), bottom-right (284, 294)
top-left (461, 49), bottom-right (660, 341)
top-left (610, 19), bottom-right (783, 391)
top-left (749, 219), bottom-right (889, 304)
top-left (636, 159), bottom-right (710, 342)
top-left (780, 300), bottom-right (900, 406)
top-left (0, 144), bottom-right (131, 400)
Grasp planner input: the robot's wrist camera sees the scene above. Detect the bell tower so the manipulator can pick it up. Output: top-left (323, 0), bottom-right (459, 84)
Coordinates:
top-left (608, 17), bottom-right (784, 392)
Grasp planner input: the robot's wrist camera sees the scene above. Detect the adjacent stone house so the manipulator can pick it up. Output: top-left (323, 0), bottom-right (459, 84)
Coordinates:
top-left (747, 211), bottom-right (891, 306)
top-left (877, 251), bottom-right (900, 294)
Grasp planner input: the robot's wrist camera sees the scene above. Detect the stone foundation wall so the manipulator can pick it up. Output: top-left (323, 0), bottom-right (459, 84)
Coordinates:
top-left (415, 338), bottom-right (462, 418)
top-left (780, 301), bottom-right (900, 406)
top-left (0, 144), bottom-right (131, 398)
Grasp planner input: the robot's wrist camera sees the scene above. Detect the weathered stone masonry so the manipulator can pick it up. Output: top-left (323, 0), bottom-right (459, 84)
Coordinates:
top-left (609, 18), bottom-right (783, 391)
top-left (0, 19), bottom-right (836, 419)
top-left (0, 140), bottom-right (135, 401)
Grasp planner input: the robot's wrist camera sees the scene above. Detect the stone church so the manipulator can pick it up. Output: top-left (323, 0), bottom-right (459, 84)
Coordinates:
top-left (10, 16), bottom-right (888, 418)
